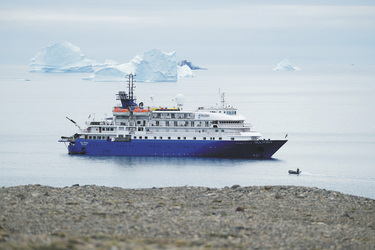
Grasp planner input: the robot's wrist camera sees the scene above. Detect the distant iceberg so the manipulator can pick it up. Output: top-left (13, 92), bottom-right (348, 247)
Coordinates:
top-left (273, 58), bottom-right (301, 71)
top-left (178, 65), bottom-right (195, 78)
top-left (30, 42), bottom-right (196, 81)
top-left (131, 49), bottom-right (177, 82)
top-left (29, 41), bottom-right (94, 73)
top-left (92, 49), bottom-right (194, 82)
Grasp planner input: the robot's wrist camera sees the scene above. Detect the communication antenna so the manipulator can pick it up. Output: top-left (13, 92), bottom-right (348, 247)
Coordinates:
top-left (219, 89), bottom-right (226, 108)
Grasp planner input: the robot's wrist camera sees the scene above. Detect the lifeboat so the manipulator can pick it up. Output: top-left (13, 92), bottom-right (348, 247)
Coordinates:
top-left (113, 107), bottom-right (130, 116)
top-left (133, 107), bottom-right (150, 116)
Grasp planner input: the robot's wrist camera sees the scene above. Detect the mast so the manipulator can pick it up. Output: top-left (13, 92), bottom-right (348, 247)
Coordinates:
top-left (117, 74), bottom-right (137, 109)
top-left (127, 73), bottom-right (135, 101)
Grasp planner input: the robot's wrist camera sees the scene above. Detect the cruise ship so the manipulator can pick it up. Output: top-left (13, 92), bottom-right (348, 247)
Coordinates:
top-left (59, 74), bottom-right (287, 158)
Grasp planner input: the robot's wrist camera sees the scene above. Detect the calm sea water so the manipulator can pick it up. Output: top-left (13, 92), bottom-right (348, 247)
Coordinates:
top-left (1, 65), bottom-right (374, 199)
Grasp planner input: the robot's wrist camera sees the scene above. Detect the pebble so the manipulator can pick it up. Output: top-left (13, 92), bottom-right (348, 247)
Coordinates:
top-left (0, 185), bottom-right (374, 249)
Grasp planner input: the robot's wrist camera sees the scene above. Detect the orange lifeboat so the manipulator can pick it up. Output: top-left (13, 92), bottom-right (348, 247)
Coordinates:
top-left (133, 107), bottom-right (150, 116)
top-left (113, 107), bottom-right (130, 116)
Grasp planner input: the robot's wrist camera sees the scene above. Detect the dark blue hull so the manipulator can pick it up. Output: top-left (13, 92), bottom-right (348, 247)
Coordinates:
top-left (67, 139), bottom-right (287, 158)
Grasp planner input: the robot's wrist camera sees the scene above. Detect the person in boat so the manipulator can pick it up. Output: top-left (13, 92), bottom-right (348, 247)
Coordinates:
top-left (296, 168), bottom-right (300, 174)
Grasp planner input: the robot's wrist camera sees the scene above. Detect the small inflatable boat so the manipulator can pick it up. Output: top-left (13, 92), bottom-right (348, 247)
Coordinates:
top-left (288, 170), bottom-right (301, 175)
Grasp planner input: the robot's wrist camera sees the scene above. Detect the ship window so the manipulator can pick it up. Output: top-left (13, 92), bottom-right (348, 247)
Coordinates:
top-left (89, 136), bottom-right (92, 139)
top-left (193, 137), bottom-right (196, 140)
top-left (139, 136), bottom-right (142, 139)
top-left (231, 137), bottom-right (235, 140)
top-left (160, 137), bottom-right (163, 139)
top-left (183, 137), bottom-right (186, 140)
top-left (154, 136), bottom-right (157, 139)
top-left (219, 137), bottom-right (222, 140)
top-left (134, 136), bottom-right (136, 139)
top-left (168, 137), bottom-right (171, 140)
top-left (178, 137), bottom-right (181, 140)
top-left (203, 137), bottom-right (206, 140)
top-left (145, 136), bottom-right (148, 139)
top-left (119, 127), bottom-right (124, 131)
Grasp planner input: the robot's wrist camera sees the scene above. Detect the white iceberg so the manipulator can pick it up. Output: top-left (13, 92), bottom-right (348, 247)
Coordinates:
top-left (92, 49), bottom-right (180, 82)
top-left (132, 49), bottom-right (177, 82)
top-left (30, 42), bottom-right (195, 81)
top-left (178, 65), bottom-right (195, 78)
top-left (273, 58), bottom-right (301, 71)
top-left (30, 41), bottom-right (94, 73)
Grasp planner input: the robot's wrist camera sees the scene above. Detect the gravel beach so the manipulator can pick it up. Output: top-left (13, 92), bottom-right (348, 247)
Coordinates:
top-left (1, 184), bottom-right (374, 249)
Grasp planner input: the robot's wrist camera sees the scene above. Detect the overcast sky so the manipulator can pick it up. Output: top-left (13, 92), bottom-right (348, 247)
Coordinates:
top-left (1, 0), bottom-right (374, 66)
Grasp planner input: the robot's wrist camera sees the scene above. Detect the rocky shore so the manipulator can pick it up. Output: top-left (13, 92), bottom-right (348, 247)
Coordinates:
top-left (1, 185), bottom-right (374, 249)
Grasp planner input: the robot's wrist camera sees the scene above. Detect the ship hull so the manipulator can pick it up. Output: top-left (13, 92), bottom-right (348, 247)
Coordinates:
top-left (66, 139), bottom-right (287, 159)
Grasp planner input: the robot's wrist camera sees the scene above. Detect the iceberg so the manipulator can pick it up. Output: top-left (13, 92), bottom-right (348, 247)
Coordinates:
top-left (131, 49), bottom-right (177, 82)
top-left (93, 67), bottom-right (126, 82)
top-left (92, 49), bottom-right (191, 82)
top-left (273, 58), bottom-right (301, 71)
top-left (178, 65), bottom-right (195, 78)
top-left (30, 42), bottom-right (196, 81)
top-left (30, 41), bottom-right (94, 73)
